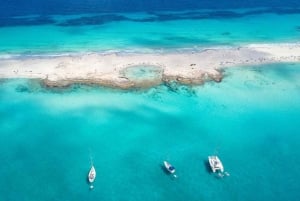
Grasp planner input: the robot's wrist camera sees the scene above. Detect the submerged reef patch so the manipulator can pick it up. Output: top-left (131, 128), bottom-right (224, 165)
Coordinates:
top-left (120, 65), bottom-right (164, 88)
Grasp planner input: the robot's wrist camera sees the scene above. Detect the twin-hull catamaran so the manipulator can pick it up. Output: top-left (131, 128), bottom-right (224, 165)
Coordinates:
top-left (208, 156), bottom-right (224, 173)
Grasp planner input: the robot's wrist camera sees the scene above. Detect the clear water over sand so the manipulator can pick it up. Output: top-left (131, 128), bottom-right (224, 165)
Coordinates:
top-left (1, 63), bottom-right (300, 201)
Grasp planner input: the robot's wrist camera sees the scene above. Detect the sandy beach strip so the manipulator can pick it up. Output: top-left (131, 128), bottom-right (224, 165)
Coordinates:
top-left (0, 43), bottom-right (300, 89)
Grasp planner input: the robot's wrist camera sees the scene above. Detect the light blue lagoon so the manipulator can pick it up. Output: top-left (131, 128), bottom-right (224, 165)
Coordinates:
top-left (0, 63), bottom-right (300, 201)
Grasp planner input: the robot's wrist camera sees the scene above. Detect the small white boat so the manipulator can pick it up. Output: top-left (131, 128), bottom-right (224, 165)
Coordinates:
top-left (208, 156), bottom-right (224, 173)
top-left (88, 165), bottom-right (96, 183)
top-left (164, 161), bottom-right (176, 174)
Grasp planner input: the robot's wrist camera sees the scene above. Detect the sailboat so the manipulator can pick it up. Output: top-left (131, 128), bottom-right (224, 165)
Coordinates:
top-left (88, 165), bottom-right (96, 189)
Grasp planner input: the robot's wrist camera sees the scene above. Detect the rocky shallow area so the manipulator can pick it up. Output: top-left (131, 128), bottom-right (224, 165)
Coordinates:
top-left (1, 43), bottom-right (300, 89)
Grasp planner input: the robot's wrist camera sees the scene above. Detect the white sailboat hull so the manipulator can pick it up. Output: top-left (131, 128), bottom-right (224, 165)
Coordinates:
top-left (88, 166), bottom-right (96, 183)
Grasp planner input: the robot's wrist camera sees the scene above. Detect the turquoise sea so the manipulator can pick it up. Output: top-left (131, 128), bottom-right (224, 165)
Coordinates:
top-left (1, 1), bottom-right (300, 200)
top-left (1, 63), bottom-right (300, 201)
top-left (1, 9), bottom-right (300, 54)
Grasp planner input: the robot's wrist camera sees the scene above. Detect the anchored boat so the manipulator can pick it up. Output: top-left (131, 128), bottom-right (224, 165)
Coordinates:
top-left (88, 165), bottom-right (96, 188)
top-left (164, 161), bottom-right (176, 175)
top-left (208, 156), bottom-right (224, 173)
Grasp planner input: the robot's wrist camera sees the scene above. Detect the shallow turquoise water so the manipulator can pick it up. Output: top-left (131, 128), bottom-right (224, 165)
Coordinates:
top-left (0, 63), bottom-right (300, 201)
top-left (1, 10), bottom-right (300, 53)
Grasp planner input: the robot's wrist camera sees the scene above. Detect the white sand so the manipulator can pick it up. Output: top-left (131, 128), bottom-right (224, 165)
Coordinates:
top-left (0, 43), bottom-right (300, 88)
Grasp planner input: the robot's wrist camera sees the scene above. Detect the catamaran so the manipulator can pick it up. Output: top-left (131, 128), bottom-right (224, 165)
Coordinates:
top-left (208, 156), bottom-right (224, 173)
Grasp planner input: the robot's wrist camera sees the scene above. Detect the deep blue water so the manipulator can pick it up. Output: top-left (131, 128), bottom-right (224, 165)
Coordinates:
top-left (1, 0), bottom-right (300, 17)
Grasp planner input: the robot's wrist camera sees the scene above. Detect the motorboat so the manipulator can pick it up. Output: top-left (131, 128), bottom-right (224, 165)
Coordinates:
top-left (88, 165), bottom-right (96, 184)
top-left (164, 161), bottom-right (176, 174)
top-left (208, 156), bottom-right (224, 173)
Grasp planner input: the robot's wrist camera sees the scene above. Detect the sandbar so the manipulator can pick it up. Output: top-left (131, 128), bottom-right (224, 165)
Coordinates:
top-left (0, 43), bottom-right (300, 89)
